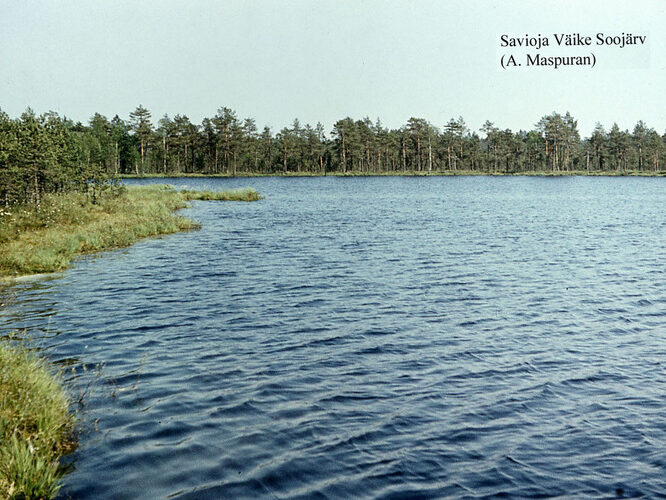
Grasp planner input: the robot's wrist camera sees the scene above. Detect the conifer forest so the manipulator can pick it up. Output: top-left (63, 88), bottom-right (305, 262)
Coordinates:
top-left (2, 105), bottom-right (665, 206)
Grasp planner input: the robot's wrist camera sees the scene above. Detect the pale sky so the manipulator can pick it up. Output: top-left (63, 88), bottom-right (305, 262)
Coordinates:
top-left (1, 0), bottom-right (664, 137)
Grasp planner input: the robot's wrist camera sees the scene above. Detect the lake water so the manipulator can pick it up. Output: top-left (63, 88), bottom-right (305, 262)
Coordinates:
top-left (2, 176), bottom-right (666, 498)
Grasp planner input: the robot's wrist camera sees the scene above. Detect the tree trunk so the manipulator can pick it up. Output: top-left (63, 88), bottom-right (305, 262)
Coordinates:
top-left (33, 172), bottom-right (40, 210)
top-left (341, 131), bottom-right (346, 173)
top-left (283, 142), bottom-right (287, 173)
top-left (459, 139), bottom-right (464, 167)
top-left (115, 141), bottom-right (119, 175)
top-left (428, 136), bottom-right (432, 171)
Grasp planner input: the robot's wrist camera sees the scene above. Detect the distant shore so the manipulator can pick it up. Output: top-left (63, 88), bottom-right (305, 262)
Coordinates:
top-left (121, 170), bottom-right (666, 179)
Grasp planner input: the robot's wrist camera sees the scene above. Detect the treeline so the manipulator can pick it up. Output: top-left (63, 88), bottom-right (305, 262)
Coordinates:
top-left (2, 106), bottom-right (666, 205)
top-left (0, 109), bottom-right (114, 207)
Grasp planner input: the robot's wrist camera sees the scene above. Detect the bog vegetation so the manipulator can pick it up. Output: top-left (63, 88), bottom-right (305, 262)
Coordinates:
top-left (0, 109), bottom-right (263, 498)
top-left (0, 341), bottom-right (76, 499)
top-left (2, 107), bottom-right (664, 198)
top-left (0, 106), bottom-right (264, 277)
top-left (0, 185), bottom-right (260, 278)
top-left (0, 185), bottom-right (191, 276)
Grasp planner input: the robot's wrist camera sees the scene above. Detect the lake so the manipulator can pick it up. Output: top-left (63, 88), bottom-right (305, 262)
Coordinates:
top-left (2, 176), bottom-right (666, 498)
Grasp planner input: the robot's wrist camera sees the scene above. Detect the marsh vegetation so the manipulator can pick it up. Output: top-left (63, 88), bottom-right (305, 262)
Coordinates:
top-left (0, 340), bottom-right (75, 499)
top-left (0, 185), bottom-right (261, 278)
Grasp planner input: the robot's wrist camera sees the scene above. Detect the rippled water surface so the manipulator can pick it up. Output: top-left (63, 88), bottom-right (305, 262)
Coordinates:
top-left (3, 176), bottom-right (666, 498)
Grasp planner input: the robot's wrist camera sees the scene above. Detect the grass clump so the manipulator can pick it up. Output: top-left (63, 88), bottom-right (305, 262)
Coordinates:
top-left (179, 187), bottom-right (262, 201)
top-left (0, 342), bottom-right (75, 499)
top-left (0, 185), bottom-right (261, 278)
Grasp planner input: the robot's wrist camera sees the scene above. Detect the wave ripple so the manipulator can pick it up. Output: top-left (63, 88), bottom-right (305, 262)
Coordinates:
top-left (2, 176), bottom-right (666, 499)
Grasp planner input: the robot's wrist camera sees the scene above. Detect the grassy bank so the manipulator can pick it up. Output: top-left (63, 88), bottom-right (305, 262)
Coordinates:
top-left (0, 185), bottom-right (261, 278)
top-left (0, 341), bottom-right (75, 499)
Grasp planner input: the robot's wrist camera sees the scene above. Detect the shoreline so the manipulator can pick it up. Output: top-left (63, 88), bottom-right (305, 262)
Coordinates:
top-left (0, 184), bottom-right (260, 497)
top-left (120, 169), bottom-right (666, 179)
top-left (0, 185), bottom-right (261, 281)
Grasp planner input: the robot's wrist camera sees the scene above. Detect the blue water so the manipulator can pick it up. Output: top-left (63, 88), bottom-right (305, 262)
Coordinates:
top-left (2, 176), bottom-right (666, 498)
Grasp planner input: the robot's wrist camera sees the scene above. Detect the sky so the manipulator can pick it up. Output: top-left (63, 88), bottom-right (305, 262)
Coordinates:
top-left (1, 0), bottom-right (664, 137)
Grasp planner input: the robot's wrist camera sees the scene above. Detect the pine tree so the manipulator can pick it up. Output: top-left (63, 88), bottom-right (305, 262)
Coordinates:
top-left (129, 105), bottom-right (152, 175)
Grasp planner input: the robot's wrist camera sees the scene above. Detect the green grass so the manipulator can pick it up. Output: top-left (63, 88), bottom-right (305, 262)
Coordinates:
top-left (179, 187), bottom-right (263, 201)
top-left (0, 185), bottom-right (262, 278)
top-left (0, 341), bottom-right (75, 499)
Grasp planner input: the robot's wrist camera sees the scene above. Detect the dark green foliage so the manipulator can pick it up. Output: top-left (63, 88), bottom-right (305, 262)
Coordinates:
top-left (0, 108), bottom-right (117, 208)
top-left (131, 109), bottom-right (662, 175)
top-left (2, 107), bottom-right (665, 190)
top-left (129, 105), bottom-right (152, 175)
